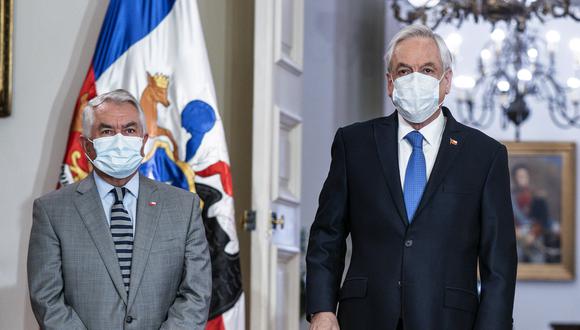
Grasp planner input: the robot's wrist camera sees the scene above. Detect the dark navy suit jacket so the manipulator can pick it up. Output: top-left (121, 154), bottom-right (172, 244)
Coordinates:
top-left (306, 108), bottom-right (517, 330)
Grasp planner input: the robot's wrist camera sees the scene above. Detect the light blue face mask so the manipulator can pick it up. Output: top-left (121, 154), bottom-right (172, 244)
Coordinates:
top-left (392, 72), bottom-right (445, 123)
top-left (86, 133), bottom-right (144, 179)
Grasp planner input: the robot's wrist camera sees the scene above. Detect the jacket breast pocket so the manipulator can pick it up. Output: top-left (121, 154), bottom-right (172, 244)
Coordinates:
top-left (339, 277), bottom-right (367, 301)
top-left (444, 287), bottom-right (478, 313)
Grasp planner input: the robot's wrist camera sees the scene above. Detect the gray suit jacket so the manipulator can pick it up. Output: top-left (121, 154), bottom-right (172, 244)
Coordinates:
top-left (27, 174), bottom-right (212, 330)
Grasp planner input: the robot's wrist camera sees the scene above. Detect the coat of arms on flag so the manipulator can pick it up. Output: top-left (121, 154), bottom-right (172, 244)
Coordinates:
top-left (59, 1), bottom-right (245, 329)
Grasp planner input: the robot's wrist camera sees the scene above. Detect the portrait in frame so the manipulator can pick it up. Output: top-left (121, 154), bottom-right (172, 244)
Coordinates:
top-left (0, 0), bottom-right (12, 117)
top-left (504, 142), bottom-right (576, 281)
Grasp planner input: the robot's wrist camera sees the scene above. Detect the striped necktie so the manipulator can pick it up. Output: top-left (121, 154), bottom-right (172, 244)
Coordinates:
top-left (110, 187), bottom-right (133, 292)
top-left (403, 131), bottom-right (427, 223)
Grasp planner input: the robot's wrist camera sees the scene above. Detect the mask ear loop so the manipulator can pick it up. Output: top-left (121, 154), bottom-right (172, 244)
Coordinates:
top-left (84, 137), bottom-right (96, 164)
top-left (436, 70), bottom-right (450, 110)
top-left (387, 72), bottom-right (395, 85)
top-left (438, 69), bottom-right (449, 83)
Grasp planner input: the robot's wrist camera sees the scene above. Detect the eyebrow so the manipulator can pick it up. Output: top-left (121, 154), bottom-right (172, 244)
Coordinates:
top-left (395, 62), bottom-right (439, 69)
top-left (122, 121), bottom-right (138, 129)
top-left (97, 122), bottom-right (139, 130)
top-left (396, 63), bottom-right (412, 70)
top-left (98, 123), bottom-right (114, 130)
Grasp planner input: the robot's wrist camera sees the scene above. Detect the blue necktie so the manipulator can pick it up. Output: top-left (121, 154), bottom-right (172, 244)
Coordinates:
top-left (403, 131), bottom-right (426, 223)
top-left (110, 187), bottom-right (133, 292)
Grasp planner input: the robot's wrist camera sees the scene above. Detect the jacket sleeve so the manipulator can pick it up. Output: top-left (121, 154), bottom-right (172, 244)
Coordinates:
top-left (306, 128), bottom-right (350, 319)
top-left (475, 145), bottom-right (518, 330)
top-left (160, 194), bottom-right (212, 330)
top-left (27, 199), bottom-right (87, 330)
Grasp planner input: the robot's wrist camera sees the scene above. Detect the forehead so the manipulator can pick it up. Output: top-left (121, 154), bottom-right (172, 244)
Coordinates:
top-left (92, 101), bottom-right (139, 123)
top-left (391, 36), bottom-right (442, 68)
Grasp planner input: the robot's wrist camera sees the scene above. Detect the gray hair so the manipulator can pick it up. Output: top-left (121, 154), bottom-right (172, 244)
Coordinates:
top-left (384, 24), bottom-right (453, 73)
top-left (82, 89), bottom-right (148, 138)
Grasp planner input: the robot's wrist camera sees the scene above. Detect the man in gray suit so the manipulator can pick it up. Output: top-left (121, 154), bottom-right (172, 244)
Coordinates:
top-left (27, 89), bottom-right (212, 329)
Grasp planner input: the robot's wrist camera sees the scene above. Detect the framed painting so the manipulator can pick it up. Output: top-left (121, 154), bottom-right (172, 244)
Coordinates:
top-left (504, 142), bottom-right (576, 281)
top-left (0, 0), bottom-right (12, 117)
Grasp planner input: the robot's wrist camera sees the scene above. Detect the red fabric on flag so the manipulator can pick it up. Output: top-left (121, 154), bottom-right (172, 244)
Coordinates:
top-left (60, 67), bottom-right (97, 186)
top-left (206, 316), bottom-right (226, 330)
top-left (195, 161), bottom-right (234, 196)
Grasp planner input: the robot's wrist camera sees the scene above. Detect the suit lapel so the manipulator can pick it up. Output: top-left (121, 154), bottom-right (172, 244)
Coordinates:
top-left (128, 175), bottom-right (161, 309)
top-left (74, 174), bottom-right (128, 304)
top-left (373, 113), bottom-right (409, 225)
top-left (412, 108), bottom-right (466, 221)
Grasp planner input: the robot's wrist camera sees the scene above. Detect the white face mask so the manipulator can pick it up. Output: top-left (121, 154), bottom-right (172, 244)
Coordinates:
top-left (392, 72), bottom-right (445, 123)
top-left (86, 133), bottom-right (144, 179)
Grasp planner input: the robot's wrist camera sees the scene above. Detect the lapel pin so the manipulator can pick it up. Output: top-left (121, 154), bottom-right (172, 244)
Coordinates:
top-left (449, 138), bottom-right (458, 146)
top-left (149, 201), bottom-right (157, 206)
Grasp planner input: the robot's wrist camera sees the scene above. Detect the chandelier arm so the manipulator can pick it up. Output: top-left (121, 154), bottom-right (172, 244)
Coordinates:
top-left (542, 76), bottom-right (580, 128)
top-left (567, 0), bottom-right (580, 21)
top-left (567, 9), bottom-right (580, 21)
top-left (454, 79), bottom-right (497, 129)
top-left (454, 101), bottom-right (472, 125)
top-left (471, 79), bottom-right (498, 129)
top-left (391, 1), bottom-right (413, 26)
top-left (547, 102), bottom-right (576, 128)
top-left (480, 102), bottom-right (497, 128)
top-left (550, 2), bottom-right (570, 19)
top-left (431, 14), bottom-right (445, 30)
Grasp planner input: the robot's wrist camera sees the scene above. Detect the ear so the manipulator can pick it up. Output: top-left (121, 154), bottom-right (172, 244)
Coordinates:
top-left (147, 72), bottom-right (153, 84)
top-left (80, 135), bottom-right (95, 160)
top-left (443, 70), bottom-right (453, 95)
top-left (386, 73), bottom-right (395, 98)
top-left (141, 134), bottom-right (149, 157)
top-left (80, 135), bottom-right (90, 153)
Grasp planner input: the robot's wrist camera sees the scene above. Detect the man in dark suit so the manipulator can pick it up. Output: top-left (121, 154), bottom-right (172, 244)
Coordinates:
top-left (306, 25), bottom-right (517, 330)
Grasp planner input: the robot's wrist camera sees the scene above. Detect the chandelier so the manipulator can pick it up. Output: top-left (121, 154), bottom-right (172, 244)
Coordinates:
top-left (450, 24), bottom-right (580, 139)
top-left (391, 0), bottom-right (580, 31)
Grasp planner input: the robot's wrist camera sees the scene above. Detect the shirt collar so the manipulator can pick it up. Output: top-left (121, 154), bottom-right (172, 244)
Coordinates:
top-left (94, 171), bottom-right (140, 199)
top-left (397, 110), bottom-right (445, 146)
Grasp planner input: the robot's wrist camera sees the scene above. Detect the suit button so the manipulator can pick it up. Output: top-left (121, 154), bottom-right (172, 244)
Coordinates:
top-left (405, 240), bottom-right (413, 247)
top-left (126, 316), bottom-right (133, 323)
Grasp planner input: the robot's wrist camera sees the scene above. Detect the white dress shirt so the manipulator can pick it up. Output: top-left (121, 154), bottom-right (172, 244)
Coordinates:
top-left (94, 172), bottom-right (140, 233)
top-left (398, 111), bottom-right (446, 188)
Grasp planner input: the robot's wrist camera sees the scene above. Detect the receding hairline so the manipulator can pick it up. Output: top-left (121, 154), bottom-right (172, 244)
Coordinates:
top-left (389, 37), bottom-right (444, 72)
top-left (92, 98), bottom-right (140, 113)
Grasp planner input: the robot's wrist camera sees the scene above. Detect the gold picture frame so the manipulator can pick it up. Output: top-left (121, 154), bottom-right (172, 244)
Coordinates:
top-left (504, 142), bottom-right (576, 281)
top-left (0, 0), bottom-right (12, 117)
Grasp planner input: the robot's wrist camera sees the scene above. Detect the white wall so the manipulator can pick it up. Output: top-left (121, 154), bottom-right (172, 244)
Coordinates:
top-left (300, 0), bottom-right (387, 328)
top-left (301, 0), bottom-right (388, 234)
top-left (301, 0), bottom-right (387, 256)
top-left (436, 18), bottom-right (580, 330)
top-left (0, 1), bottom-right (108, 328)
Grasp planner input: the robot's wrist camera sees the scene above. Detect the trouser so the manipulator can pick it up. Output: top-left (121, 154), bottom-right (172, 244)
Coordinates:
top-left (396, 319), bottom-right (404, 330)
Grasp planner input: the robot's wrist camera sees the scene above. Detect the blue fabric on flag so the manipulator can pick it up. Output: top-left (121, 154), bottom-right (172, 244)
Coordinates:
top-left (403, 131), bottom-right (426, 223)
top-left (181, 100), bottom-right (217, 162)
top-left (92, 0), bottom-right (177, 78)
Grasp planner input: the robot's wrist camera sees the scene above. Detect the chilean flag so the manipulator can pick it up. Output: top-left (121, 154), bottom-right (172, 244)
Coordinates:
top-left (59, 1), bottom-right (245, 329)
